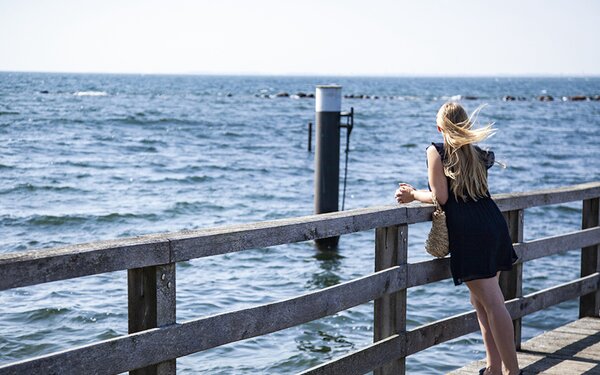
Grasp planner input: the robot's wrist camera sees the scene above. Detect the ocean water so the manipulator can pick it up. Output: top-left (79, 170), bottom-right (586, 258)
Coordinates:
top-left (0, 72), bottom-right (599, 374)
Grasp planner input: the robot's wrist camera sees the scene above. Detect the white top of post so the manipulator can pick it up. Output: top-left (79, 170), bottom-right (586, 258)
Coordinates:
top-left (316, 85), bottom-right (342, 112)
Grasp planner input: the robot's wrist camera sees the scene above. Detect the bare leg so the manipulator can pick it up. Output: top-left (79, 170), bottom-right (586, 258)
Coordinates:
top-left (471, 293), bottom-right (502, 374)
top-left (466, 276), bottom-right (520, 374)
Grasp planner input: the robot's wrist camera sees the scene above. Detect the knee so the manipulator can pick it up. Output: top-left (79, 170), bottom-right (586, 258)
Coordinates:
top-left (470, 294), bottom-right (480, 309)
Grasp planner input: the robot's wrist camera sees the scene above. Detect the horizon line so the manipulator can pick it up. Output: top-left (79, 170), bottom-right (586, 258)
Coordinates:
top-left (1, 69), bottom-right (599, 79)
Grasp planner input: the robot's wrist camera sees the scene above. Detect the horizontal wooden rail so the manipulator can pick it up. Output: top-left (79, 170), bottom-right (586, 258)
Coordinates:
top-left (299, 334), bottom-right (405, 375)
top-left (0, 235), bottom-right (172, 291)
top-left (515, 227), bottom-right (600, 263)
top-left (2, 182), bottom-right (599, 292)
top-left (404, 227), bottom-right (600, 288)
top-left (5, 266), bottom-right (598, 375)
top-left (300, 273), bottom-right (600, 375)
top-left (0, 267), bottom-right (405, 375)
top-left (407, 259), bottom-right (452, 287)
top-left (493, 181), bottom-right (600, 212)
top-left (0, 206), bottom-right (412, 292)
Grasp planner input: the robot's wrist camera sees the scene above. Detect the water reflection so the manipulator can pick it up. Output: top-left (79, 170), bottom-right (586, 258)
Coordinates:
top-left (296, 329), bottom-right (355, 353)
top-left (305, 249), bottom-right (344, 290)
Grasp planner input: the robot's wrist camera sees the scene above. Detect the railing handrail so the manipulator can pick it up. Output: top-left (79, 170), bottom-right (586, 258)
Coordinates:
top-left (2, 181), bottom-right (599, 292)
top-left (1, 181), bottom-right (599, 375)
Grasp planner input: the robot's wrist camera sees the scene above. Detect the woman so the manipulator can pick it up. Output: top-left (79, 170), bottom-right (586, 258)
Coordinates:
top-left (395, 102), bottom-right (521, 375)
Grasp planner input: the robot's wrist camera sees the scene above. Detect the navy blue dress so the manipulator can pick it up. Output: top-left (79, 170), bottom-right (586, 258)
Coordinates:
top-left (429, 142), bottom-right (518, 286)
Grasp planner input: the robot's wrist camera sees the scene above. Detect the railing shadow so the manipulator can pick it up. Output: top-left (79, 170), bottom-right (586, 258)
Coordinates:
top-left (520, 329), bottom-right (600, 374)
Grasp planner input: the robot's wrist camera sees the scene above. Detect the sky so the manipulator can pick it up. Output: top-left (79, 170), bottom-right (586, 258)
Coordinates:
top-left (0, 0), bottom-right (599, 76)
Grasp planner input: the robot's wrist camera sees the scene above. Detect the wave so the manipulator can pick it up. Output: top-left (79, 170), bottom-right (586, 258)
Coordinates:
top-left (0, 110), bottom-right (19, 116)
top-left (54, 161), bottom-right (114, 169)
top-left (0, 183), bottom-right (86, 195)
top-left (124, 145), bottom-right (159, 153)
top-left (140, 138), bottom-right (168, 147)
top-left (164, 201), bottom-right (225, 215)
top-left (94, 212), bottom-right (160, 223)
top-left (555, 204), bottom-right (580, 214)
top-left (18, 215), bottom-right (89, 226)
top-left (111, 116), bottom-right (200, 126)
top-left (144, 175), bottom-right (213, 184)
top-left (73, 91), bottom-right (108, 97)
top-left (95, 329), bottom-right (122, 341)
top-left (1, 212), bottom-right (161, 227)
top-left (25, 307), bottom-right (71, 323)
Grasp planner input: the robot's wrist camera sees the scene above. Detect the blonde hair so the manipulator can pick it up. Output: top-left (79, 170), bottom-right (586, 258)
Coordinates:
top-left (436, 102), bottom-right (495, 201)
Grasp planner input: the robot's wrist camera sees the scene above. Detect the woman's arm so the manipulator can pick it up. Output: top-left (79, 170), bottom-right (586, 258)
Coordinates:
top-left (395, 146), bottom-right (448, 205)
top-left (425, 145), bottom-right (448, 205)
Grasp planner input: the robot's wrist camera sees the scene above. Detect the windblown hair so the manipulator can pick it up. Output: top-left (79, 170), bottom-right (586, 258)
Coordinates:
top-left (436, 102), bottom-right (495, 201)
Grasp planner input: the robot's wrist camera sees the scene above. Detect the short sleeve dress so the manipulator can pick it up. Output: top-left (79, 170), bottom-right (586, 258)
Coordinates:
top-left (428, 142), bottom-right (518, 286)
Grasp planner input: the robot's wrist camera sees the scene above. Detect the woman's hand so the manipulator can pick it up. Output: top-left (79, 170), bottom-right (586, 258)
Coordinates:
top-left (395, 183), bottom-right (415, 204)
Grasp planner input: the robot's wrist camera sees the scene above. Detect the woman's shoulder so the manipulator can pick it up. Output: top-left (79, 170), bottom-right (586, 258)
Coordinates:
top-left (427, 142), bottom-right (445, 157)
top-left (426, 142), bottom-right (495, 169)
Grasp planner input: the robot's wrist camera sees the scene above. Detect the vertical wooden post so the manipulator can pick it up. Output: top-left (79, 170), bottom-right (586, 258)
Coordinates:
top-left (314, 85), bottom-right (342, 249)
top-left (128, 263), bottom-right (176, 375)
top-left (580, 197), bottom-right (600, 318)
top-left (499, 209), bottom-right (523, 350)
top-left (374, 224), bottom-right (407, 375)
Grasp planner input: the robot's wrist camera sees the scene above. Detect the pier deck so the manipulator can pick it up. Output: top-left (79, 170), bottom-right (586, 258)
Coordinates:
top-left (449, 317), bottom-right (600, 375)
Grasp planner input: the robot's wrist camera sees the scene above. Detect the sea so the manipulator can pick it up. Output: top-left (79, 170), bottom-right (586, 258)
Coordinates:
top-left (1, 72), bottom-right (599, 374)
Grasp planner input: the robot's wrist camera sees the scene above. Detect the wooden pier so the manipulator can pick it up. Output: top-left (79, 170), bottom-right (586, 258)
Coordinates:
top-left (0, 182), bottom-right (599, 374)
top-left (450, 317), bottom-right (600, 374)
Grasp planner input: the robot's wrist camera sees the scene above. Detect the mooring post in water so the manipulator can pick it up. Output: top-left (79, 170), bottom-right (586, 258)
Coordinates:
top-left (314, 85), bottom-right (342, 250)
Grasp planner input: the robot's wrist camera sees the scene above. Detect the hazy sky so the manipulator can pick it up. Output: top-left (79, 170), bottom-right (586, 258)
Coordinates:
top-left (1, 0), bottom-right (599, 76)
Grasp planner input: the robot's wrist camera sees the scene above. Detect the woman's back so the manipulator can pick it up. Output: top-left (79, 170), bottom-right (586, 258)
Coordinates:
top-left (427, 103), bottom-right (517, 286)
top-left (430, 142), bottom-right (495, 203)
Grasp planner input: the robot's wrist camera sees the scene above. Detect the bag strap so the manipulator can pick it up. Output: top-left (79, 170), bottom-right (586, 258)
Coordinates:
top-left (431, 193), bottom-right (442, 211)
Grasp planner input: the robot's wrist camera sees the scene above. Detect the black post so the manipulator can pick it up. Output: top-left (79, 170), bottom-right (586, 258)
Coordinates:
top-left (308, 122), bottom-right (312, 152)
top-left (314, 85), bottom-right (342, 250)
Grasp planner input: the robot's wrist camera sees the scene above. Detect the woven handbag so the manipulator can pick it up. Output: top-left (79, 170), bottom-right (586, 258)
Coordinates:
top-left (425, 194), bottom-right (449, 258)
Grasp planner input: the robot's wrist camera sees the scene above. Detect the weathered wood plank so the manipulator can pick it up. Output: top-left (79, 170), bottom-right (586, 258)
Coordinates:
top-left (521, 331), bottom-right (600, 361)
top-left (406, 310), bottom-right (479, 356)
top-left (493, 181), bottom-right (600, 212)
top-left (0, 235), bottom-right (171, 291)
top-left (515, 227), bottom-right (600, 263)
top-left (0, 206), bottom-right (411, 291)
top-left (554, 316), bottom-right (600, 334)
top-left (5, 219), bottom-right (593, 295)
top-left (128, 263), bottom-right (176, 375)
top-left (449, 317), bottom-right (600, 375)
top-left (406, 258), bottom-right (452, 287)
top-left (2, 182), bottom-right (599, 292)
top-left (580, 198), bottom-right (600, 318)
top-left (298, 334), bottom-right (405, 375)
top-left (168, 206), bottom-right (411, 262)
top-left (449, 351), bottom-right (599, 375)
top-left (405, 227), bottom-right (600, 290)
top-left (374, 225), bottom-right (407, 375)
top-left (402, 227), bottom-right (600, 289)
top-left (167, 181), bottom-right (599, 261)
top-left (506, 273), bottom-right (600, 320)
top-left (0, 266), bottom-right (406, 375)
top-left (500, 209), bottom-right (524, 348)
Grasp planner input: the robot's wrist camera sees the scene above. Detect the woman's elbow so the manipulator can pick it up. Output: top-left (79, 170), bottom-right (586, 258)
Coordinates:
top-left (434, 190), bottom-right (448, 205)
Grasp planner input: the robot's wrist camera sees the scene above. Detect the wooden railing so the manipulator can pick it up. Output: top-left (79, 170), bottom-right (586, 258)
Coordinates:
top-left (1, 182), bottom-right (599, 375)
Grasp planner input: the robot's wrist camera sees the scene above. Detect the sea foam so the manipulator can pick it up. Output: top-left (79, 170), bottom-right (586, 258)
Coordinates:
top-left (73, 91), bottom-right (108, 97)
